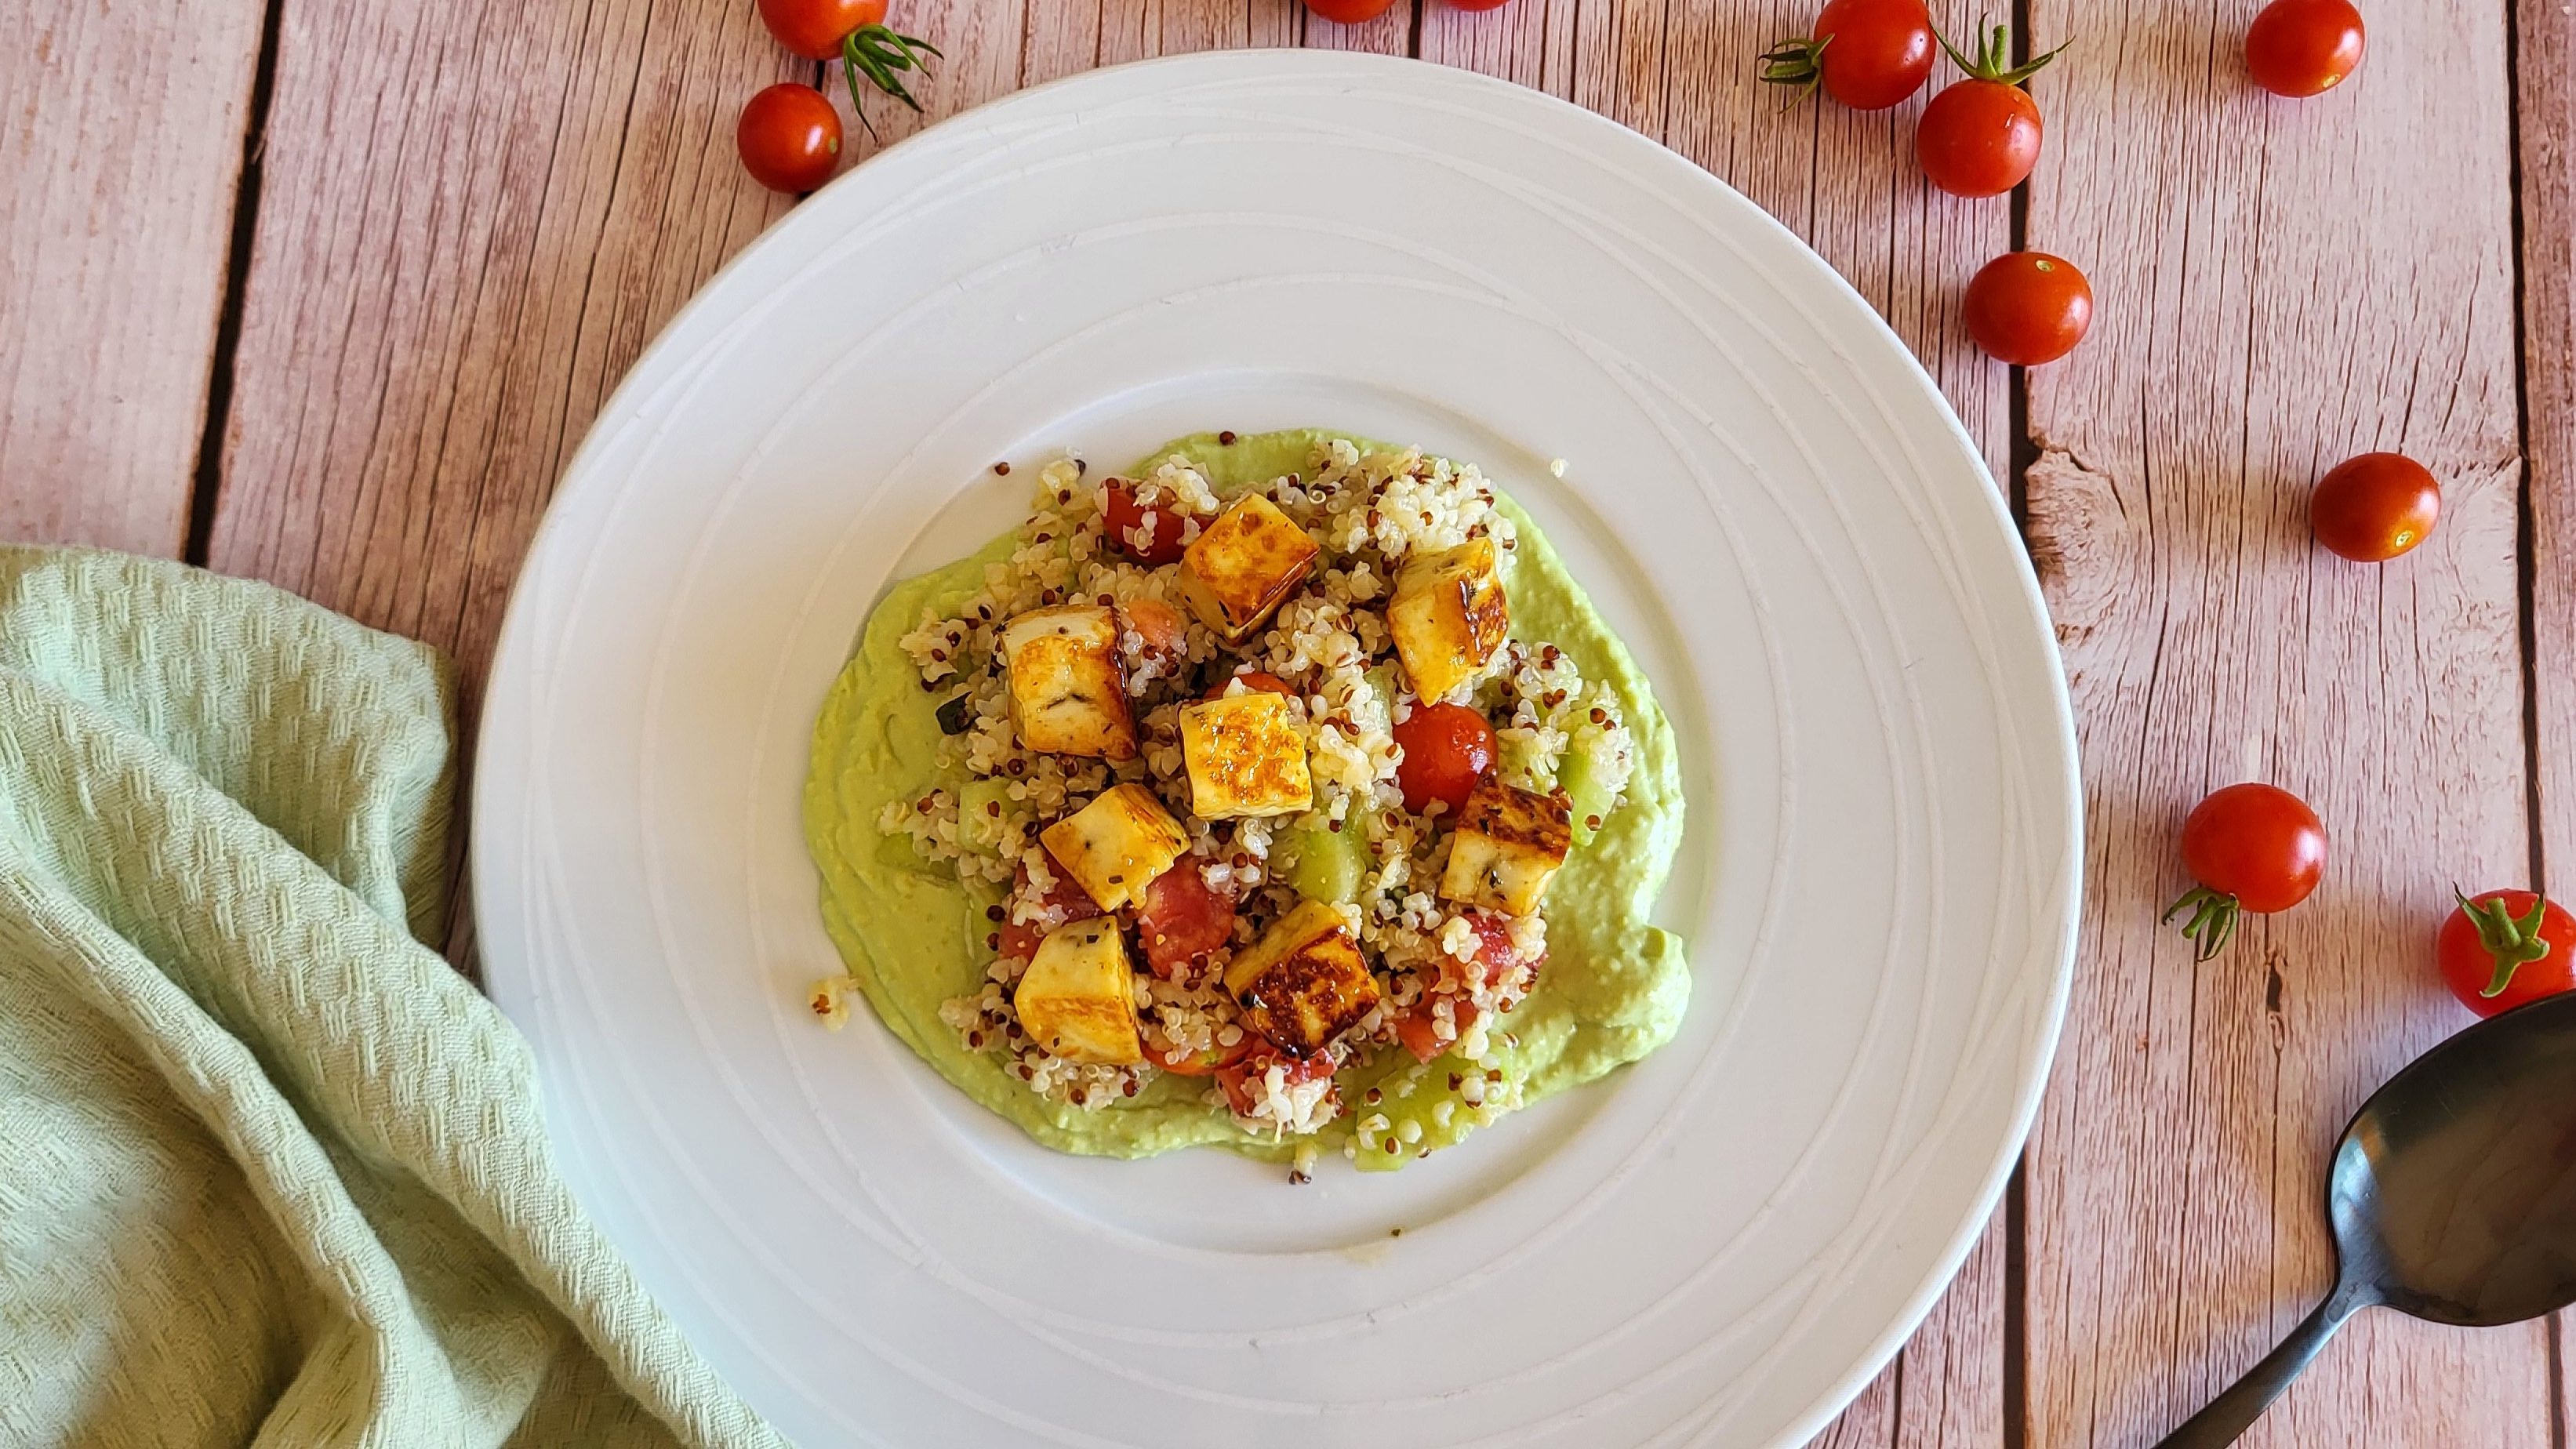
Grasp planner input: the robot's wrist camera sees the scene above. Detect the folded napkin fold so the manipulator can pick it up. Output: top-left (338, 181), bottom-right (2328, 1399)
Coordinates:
top-left (0, 547), bottom-right (782, 1448)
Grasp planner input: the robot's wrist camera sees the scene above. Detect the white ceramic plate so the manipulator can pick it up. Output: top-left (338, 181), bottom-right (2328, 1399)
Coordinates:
top-left (476, 50), bottom-right (2079, 1448)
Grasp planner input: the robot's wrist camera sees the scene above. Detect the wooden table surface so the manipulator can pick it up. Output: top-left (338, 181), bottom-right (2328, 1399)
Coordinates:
top-left (7, 1), bottom-right (2569, 1444)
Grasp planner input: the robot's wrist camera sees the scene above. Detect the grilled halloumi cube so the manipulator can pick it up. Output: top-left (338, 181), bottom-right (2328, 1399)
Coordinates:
top-left (1001, 605), bottom-right (1137, 760)
top-left (1174, 494), bottom-right (1318, 644)
top-left (1389, 539), bottom-right (1509, 701)
top-left (1179, 691), bottom-right (1312, 819)
top-left (1223, 899), bottom-right (1382, 1058)
top-left (1041, 783), bottom-right (1190, 913)
top-left (1014, 918), bottom-right (1144, 1066)
top-left (1437, 779), bottom-right (1573, 915)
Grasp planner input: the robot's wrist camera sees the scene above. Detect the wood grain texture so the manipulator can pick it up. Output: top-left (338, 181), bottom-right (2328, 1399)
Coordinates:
top-left (2527, 0), bottom-right (2576, 896)
top-left (203, 0), bottom-right (800, 700)
top-left (2021, 3), bottom-right (2541, 1445)
top-left (0, 0), bottom-right (263, 555)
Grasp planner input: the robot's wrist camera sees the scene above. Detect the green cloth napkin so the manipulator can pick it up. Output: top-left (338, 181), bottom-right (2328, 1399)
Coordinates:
top-left (0, 547), bottom-right (783, 1448)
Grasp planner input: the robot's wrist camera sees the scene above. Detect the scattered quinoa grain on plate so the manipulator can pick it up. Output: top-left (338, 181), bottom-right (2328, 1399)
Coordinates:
top-left (802, 429), bottom-right (1690, 1174)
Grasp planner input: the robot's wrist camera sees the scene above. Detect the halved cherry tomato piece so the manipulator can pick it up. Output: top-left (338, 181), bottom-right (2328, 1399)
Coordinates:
top-left (1102, 480), bottom-right (1190, 565)
top-left (2438, 889), bottom-right (2576, 1017)
top-left (1393, 702), bottom-right (1498, 816)
top-left (2163, 783), bottom-right (2326, 961)
top-left (1123, 597), bottom-right (1188, 660)
top-left (1150, 1035), bottom-right (1252, 1077)
top-left (1448, 910), bottom-right (1541, 993)
top-left (1216, 1048), bottom-right (1338, 1117)
top-left (995, 863), bottom-right (1102, 961)
top-left (1396, 999), bottom-right (1481, 1065)
top-left (1136, 862), bottom-right (1237, 979)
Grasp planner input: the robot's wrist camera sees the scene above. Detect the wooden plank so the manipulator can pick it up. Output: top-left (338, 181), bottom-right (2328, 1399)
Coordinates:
top-left (2022, 3), bottom-right (2541, 1445)
top-left (2527, 0), bottom-right (2576, 896)
top-left (0, 0), bottom-right (263, 555)
top-left (202, 0), bottom-right (803, 698)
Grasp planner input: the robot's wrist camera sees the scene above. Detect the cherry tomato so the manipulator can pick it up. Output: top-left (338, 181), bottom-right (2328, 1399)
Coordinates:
top-left (736, 85), bottom-right (841, 194)
top-left (1396, 1000), bottom-right (1479, 1065)
top-left (1963, 252), bottom-right (2092, 365)
top-left (2438, 889), bottom-right (2576, 1017)
top-left (758, 0), bottom-right (886, 60)
top-left (1447, 910), bottom-right (1541, 993)
top-left (1136, 862), bottom-right (1237, 979)
top-left (1102, 480), bottom-right (1190, 565)
top-left (1216, 1048), bottom-right (1339, 1117)
top-left (1915, 21), bottom-right (2064, 198)
top-left (2310, 452), bottom-right (2441, 563)
top-left (1760, 0), bottom-right (1937, 112)
top-left (1121, 597), bottom-right (1188, 661)
top-left (1204, 670), bottom-right (1297, 702)
top-left (1303, 0), bottom-right (1397, 21)
top-left (1392, 702), bottom-right (1499, 816)
top-left (2245, 0), bottom-right (2365, 99)
top-left (995, 864), bottom-right (1102, 961)
top-left (2164, 783), bottom-right (2327, 961)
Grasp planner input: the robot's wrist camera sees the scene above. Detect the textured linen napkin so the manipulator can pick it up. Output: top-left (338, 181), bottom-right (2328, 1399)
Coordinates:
top-left (0, 546), bottom-right (783, 1448)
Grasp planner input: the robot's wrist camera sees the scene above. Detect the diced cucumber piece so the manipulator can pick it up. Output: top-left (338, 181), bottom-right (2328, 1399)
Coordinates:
top-left (957, 778), bottom-right (1015, 855)
top-left (1283, 821), bottom-right (1369, 905)
top-left (1559, 725), bottom-right (1618, 847)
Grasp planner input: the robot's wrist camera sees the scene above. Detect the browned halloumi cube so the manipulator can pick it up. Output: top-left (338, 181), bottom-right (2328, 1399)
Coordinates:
top-left (1389, 538), bottom-right (1509, 701)
top-left (1437, 779), bottom-right (1573, 915)
top-left (1014, 918), bottom-right (1144, 1066)
top-left (1223, 899), bottom-right (1382, 1058)
top-left (1174, 494), bottom-right (1318, 645)
top-left (1178, 691), bottom-right (1311, 819)
top-left (1001, 605), bottom-right (1136, 760)
top-left (1041, 783), bottom-right (1190, 913)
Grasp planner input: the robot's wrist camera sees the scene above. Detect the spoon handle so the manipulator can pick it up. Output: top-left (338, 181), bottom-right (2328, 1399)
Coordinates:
top-left (2153, 1287), bottom-right (2366, 1448)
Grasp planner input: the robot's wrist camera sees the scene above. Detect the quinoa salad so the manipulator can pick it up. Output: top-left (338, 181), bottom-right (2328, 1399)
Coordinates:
top-left (803, 429), bottom-right (1690, 1175)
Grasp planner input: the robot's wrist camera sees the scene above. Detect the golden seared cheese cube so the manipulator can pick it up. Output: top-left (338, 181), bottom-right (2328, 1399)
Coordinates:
top-left (1014, 918), bottom-right (1144, 1066)
top-left (1179, 691), bottom-right (1311, 819)
top-left (1174, 494), bottom-right (1318, 644)
top-left (1223, 899), bottom-right (1382, 1059)
top-left (1001, 605), bottom-right (1136, 760)
top-left (1389, 539), bottom-right (1509, 701)
top-left (1437, 779), bottom-right (1573, 915)
top-left (1041, 783), bottom-right (1189, 913)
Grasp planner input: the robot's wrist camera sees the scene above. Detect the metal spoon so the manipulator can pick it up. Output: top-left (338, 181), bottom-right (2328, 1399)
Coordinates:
top-left (2155, 990), bottom-right (2576, 1446)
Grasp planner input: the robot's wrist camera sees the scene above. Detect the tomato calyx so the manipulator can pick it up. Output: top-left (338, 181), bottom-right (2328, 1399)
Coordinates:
top-left (2162, 884), bottom-right (2241, 963)
top-left (841, 24), bottom-right (943, 139)
top-left (1936, 16), bottom-right (2069, 86)
top-left (2457, 886), bottom-right (2558, 999)
top-left (1757, 34), bottom-right (1837, 108)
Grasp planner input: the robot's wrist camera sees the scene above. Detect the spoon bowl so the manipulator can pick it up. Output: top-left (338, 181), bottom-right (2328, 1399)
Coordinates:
top-left (2157, 990), bottom-right (2576, 1446)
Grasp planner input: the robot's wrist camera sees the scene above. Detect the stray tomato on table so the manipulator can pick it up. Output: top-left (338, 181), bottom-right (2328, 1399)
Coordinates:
top-left (2310, 452), bottom-right (2442, 563)
top-left (736, 85), bottom-right (842, 194)
top-left (1917, 20), bottom-right (2067, 198)
top-left (2438, 890), bottom-right (2576, 1018)
top-left (1759, 0), bottom-right (1938, 112)
top-left (2163, 783), bottom-right (2327, 961)
top-left (2245, 0), bottom-right (2367, 99)
top-left (1963, 252), bottom-right (2093, 365)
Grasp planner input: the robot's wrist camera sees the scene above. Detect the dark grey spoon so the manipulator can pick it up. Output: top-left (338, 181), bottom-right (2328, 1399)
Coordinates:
top-left (2156, 990), bottom-right (2576, 1447)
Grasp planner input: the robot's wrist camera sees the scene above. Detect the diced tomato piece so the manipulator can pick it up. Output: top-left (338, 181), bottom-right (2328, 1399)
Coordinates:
top-left (1215, 1048), bottom-right (1337, 1117)
top-left (1443, 912), bottom-right (1540, 993)
top-left (1123, 597), bottom-right (1188, 660)
top-left (1103, 481), bottom-right (1190, 565)
top-left (997, 863), bottom-right (1103, 961)
top-left (1149, 1035), bottom-right (1252, 1077)
top-left (1393, 702), bottom-right (1497, 816)
top-left (1136, 860), bottom-right (1237, 979)
top-left (1395, 998), bottom-right (1480, 1065)
top-left (1201, 670), bottom-right (1297, 701)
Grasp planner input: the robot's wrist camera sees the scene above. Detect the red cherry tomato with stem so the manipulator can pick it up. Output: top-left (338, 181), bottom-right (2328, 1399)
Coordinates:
top-left (1759, 0), bottom-right (1937, 113)
top-left (736, 85), bottom-right (842, 194)
top-left (2164, 783), bottom-right (2327, 960)
top-left (1916, 20), bottom-right (2068, 198)
top-left (1393, 702), bottom-right (1499, 817)
top-left (2437, 889), bottom-right (2576, 1017)
top-left (1963, 252), bottom-right (2093, 365)
top-left (1303, 0), bottom-right (1397, 22)
top-left (2310, 452), bottom-right (2442, 563)
top-left (758, 0), bottom-right (886, 60)
top-left (2245, 0), bottom-right (2365, 99)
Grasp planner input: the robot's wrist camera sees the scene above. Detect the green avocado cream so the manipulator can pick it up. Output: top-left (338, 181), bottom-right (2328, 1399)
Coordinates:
top-left (801, 429), bottom-right (1690, 1169)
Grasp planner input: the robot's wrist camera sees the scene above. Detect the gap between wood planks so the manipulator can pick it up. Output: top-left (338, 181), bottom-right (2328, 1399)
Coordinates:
top-left (183, 0), bottom-right (287, 568)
